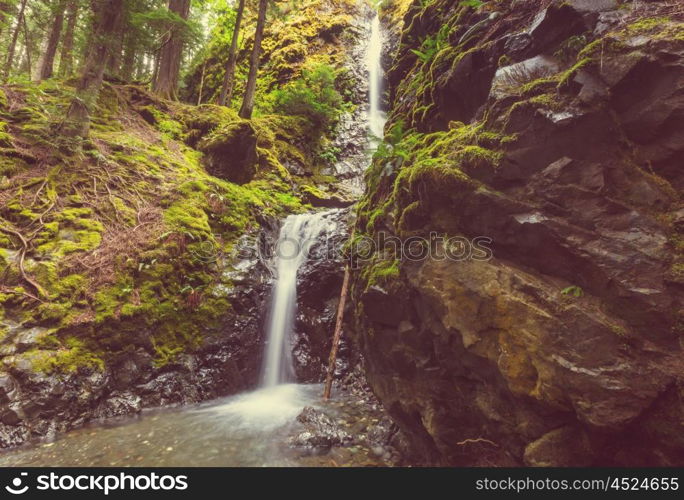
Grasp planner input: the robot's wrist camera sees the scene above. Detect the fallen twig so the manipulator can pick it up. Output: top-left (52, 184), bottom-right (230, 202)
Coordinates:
top-left (456, 438), bottom-right (499, 448)
top-left (0, 285), bottom-right (45, 303)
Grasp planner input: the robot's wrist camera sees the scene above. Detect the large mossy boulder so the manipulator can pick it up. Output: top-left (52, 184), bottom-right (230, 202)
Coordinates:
top-left (197, 120), bottom-right (258, 185)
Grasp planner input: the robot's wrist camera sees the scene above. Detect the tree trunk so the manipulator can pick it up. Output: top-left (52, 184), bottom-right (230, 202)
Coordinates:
top-left (78, 11), bottom-right (94, 72)
top-left (197, 60), bottom-right (206, 105)
top-left (217, 0), bottom-right (245, 107)
top-left (39, 0), bottom-right (69, 80)
top-left (239, 0), bottom-right (268, 119)
top-left (151, 50), bottom-right (160, 87)
top-left (134, 52), bottom-right (147, 81)
top-left (20, 11), bottom-right (31, 79)
top-left (323, 264), bottom-right (351, 400)
top-left (153, 0), bottom-right (190, 100)
top-left (106, 18), bottom-right (125, 78)
top-left (58, 0), bottom-right (79, 77)
top-left (3, 0), bottom-right (28, 80)
top-left (120, 31), bottom-right (137, 81)
top-left (61, 0), bottom-right (124, 137)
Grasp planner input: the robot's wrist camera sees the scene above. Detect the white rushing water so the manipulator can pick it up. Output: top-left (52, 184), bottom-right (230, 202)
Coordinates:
top-left (261, 212), bottom-right (334, 387)
top-left (210, 212), bottom-right (335, 428)
top-left (367, 13), bottom-right (387, 141)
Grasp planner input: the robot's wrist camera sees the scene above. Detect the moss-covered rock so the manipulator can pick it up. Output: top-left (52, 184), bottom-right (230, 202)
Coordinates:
top-left (198, 120), bottom-right (258, 184)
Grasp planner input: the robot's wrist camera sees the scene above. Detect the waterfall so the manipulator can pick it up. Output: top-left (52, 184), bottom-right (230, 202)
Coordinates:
top-left (251, 10), bottom-right (387, 394)
top-left (367, 13), bottom-right (387, 141)
top-left (261, 212), bottom-right (334, 387)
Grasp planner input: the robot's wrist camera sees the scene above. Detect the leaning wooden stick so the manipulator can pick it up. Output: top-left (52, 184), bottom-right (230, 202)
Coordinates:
top-left (323, 263), bottom-right (351, 400)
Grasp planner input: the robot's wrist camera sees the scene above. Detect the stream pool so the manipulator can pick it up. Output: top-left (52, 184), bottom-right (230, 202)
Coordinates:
top-left (0, 384), bottom-right (395, 467)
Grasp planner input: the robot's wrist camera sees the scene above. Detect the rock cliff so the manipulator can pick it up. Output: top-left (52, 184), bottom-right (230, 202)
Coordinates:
top-left (353, 0), bottom-right (684, 466)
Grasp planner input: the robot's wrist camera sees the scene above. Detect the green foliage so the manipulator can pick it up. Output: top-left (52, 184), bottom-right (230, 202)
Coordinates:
top-left (373, 120), bottom-right (410, 163)
top-left (270, 63), bottom-right (344, 130)
top-left (131, 4), bottom-right (202, 46)
top-left (319, 145), bottom-right (342, 165)
top-left (411, 24), bottom-right (450, 63)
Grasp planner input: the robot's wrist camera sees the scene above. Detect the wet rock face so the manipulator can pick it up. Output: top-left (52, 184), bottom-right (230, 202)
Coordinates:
top-left (432, 43), bottom-right (499, 127)
top-left (355, 0), bottom-right (684, 466)
top-left (292, 208), bottom-right (351, 382)
top-left (527, 3), bottom-right (586, 54)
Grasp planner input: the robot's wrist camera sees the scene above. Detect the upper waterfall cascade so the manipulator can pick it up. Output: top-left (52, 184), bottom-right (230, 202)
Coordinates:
top-left (367, 13), bottom-right (387, 141)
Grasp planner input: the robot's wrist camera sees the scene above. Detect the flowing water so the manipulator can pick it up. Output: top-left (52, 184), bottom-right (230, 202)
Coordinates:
top-left (261, 212), bottom-right (335, 387)
top-left (367, 13), bottom-right (387, 141)
top-left (0, 385), bottom-right (392, 466)
top-left (0, 11), bottom-right (390, 468)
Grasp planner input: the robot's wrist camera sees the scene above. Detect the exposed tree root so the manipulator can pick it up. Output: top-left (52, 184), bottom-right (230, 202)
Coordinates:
top-left (0, 224), bottom-right (48, 299)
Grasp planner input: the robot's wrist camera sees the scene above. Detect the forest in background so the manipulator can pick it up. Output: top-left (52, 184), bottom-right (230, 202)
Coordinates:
top-left (0, 0), bottom-right (355, 130)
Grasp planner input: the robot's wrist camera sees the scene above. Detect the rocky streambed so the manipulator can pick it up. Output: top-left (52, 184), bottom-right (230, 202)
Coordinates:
top-left (0, 381), bottom-right (401, 467)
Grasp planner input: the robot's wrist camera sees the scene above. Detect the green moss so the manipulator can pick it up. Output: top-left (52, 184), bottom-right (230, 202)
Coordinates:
top-left (576, 17), bottom-right (684, 64)
top-left (610, 324), bottom-right (627, 338)
top-left (671, 262), bottom-right (684, 282)
top-left (0, 63), bottom-right (344, 377)
top-left (557, 57), bottom-right (593, 89)
top-left (28, 337), bottom-right (104, 374)
top-left (453, 145), bottom-right (503, 167)
top-left (364, 258), bottom-right (401, 290)
top-left (625, 17), bottom-right (670, 35)
top-left (138, 105), bottom-right (185, 140)
top-left (0, 122), bottom-right (12, 147)
top-left (561, 285), bottom-right (584, 298)
top-left (498, 55), bottom-right (512, 67)
top-left (34, 207), bottom-right (104, 258)
top-left (93, 278), bottom-right (134, 323)
top-left (35, 302), bottom-right (73, 323)
top-left (163, 200), bottom-right (212, 240)
top-left (0, 248), bottom-right (8, 273)
top-left (365, 198), bottom-right (394, 233)
top-left (516, 76), bottom-right (558, 96)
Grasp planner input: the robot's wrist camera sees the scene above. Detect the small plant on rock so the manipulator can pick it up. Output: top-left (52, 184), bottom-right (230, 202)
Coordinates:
top-left (561, 285), bottom-right (584, 298)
